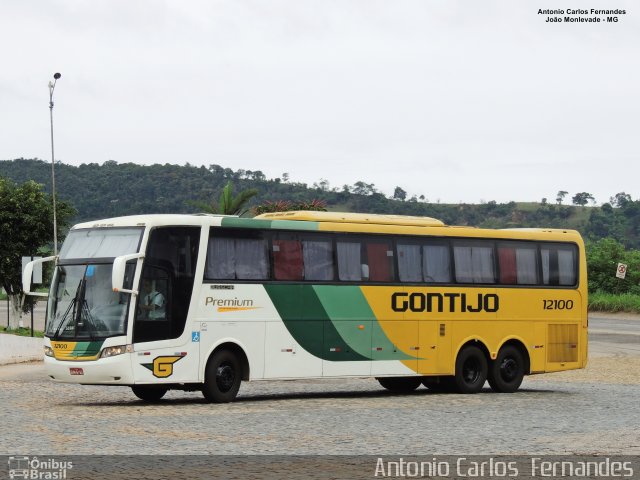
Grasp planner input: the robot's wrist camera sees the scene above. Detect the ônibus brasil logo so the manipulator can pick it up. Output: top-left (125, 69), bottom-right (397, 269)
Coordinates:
top-left (7, 456), bottom-right (73, 479)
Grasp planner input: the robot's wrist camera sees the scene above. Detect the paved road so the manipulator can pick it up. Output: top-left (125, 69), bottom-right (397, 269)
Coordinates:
top-left (0, 314), bottom-right (638, 456)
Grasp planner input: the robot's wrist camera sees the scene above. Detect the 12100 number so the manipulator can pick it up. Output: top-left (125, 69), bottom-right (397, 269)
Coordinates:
top-left (543, 299), bottom-right (574, 310)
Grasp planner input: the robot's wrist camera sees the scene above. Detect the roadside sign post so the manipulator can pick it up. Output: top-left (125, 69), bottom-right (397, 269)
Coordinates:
top-left (616, 262), bottom-right (627, 280)
top-left (21, 256), bottom-right (42, 336)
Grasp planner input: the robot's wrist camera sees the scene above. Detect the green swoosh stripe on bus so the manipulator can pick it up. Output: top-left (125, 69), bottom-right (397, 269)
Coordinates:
top-left (264, 285), bottom-right (412, 361)
top-left (265, 284), bottom-right (368, 361)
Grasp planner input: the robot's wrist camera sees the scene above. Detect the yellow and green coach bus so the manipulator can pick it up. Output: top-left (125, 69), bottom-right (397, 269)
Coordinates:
top-left (23, 211), bottom-right (587, 402)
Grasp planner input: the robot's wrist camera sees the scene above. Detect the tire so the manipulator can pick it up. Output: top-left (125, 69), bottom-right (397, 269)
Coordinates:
top-left (377, 377), bottom-right (422, 392)
top-left (131, 385), bottom-right (168, 402)
top-left (453, 345), bottom-right (488, 394)
top-left (488, 345), bottom-right (525, 393)
top-left (422, 376), bottom-right (456, 393)
top-left (202, 349), bottom-right (242, 403)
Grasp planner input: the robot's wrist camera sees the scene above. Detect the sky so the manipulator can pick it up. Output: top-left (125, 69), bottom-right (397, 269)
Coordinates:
top-left (0, 0), bottom-right (638, 204)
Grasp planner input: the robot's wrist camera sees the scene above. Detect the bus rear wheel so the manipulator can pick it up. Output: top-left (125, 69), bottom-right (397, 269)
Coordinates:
top-left (131, 385), bottom-right (168, 402)
top-left (488, 345), bottom-right (525, 393)
top-left (377, 377), bottom-right (422, 392)
top-left (453, 345), bottom-right (488, 394)
top-left (203, 349), bottom-right (242, 403)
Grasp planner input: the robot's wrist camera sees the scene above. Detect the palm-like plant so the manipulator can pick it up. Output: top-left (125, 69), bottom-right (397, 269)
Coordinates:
top-left (190, 182), bottom-right (258, 216)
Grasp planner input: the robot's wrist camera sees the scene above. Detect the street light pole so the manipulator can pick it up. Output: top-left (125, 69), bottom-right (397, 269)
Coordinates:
top-left (48, 73), bottom-right (61, 256)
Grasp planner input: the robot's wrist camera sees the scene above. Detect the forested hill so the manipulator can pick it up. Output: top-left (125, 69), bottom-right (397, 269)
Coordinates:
top-left (2, 158), bottom-right (640, 248)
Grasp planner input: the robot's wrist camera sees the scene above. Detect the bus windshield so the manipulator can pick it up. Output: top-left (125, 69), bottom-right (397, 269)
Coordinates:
top-left (46, 263), bottom-right (134, 339)
top-left (59, 227), bottom-right (143, 260)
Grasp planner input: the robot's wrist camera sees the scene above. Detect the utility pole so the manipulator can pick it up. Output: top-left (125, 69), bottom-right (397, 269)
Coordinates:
top-left (48, 72), bottom-right (61, 255)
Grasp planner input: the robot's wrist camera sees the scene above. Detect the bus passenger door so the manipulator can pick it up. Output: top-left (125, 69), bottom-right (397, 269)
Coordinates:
top-left (131, 227), bottom-right (201, 385)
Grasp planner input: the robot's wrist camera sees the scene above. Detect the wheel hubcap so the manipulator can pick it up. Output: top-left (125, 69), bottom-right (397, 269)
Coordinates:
top-left (462, 357), bottom-right (481, 384)
top-left (216, 364), bottom-right (235, 392)
top-left (500, 357), bottom-right (518, 382)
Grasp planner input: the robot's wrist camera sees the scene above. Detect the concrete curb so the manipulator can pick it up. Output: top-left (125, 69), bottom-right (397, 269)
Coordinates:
top-left (0, 333), bottom-right (43, 365)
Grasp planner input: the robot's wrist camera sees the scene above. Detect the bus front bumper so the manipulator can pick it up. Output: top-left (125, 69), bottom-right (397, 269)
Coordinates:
top-left (44, 354), bottom-right (134, 385)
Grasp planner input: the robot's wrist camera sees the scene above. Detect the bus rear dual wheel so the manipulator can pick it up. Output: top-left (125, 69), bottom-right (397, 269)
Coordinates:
top-left (452, 344), bottom-right (525, 394)
top-left (423, 345), bottom-right (525, 394)
top-left (488, 345), bottom-right (525, 393)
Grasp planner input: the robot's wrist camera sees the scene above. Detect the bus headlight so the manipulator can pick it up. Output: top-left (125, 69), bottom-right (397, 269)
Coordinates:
top-left (44, 346), bottom-right (54, 357)
top-left (100, 345), bottom-right (133, 358)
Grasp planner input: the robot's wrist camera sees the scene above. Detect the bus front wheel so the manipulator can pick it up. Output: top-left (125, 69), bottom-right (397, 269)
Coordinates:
top-left (453, 345), bottom-right (488, 394)
top-left (203, 349), bottom-right (242, 403)
top-left (488, 345), bottom-right (525, 393)
top-left (131, 385), bottom-right (168, 402)
top-left (377, 377), bottom-right (422, 392)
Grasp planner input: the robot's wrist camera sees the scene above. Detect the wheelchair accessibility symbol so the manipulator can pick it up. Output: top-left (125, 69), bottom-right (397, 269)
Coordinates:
top-left (192, 331), bottom-right (200, 342)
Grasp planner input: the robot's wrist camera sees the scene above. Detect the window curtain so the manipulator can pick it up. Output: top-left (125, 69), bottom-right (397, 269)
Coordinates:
top-left (367, 243), bottom-right (393, 282)
top-left (424, 245), bottom-right (451, 282)
top-left (273, 240), bottom-right (303, 281)
top-left (498, 247), bottom-right (517, 284)
top-left (397, 244), bottom-right (422, 282)
top-left (302, 240), bottom-right (334, 281)
top-left (206, 238), bottom-right (235, 279)
top-left (235, 238), bottom-right (269, 280)
top-left (558, 249), bottom-right (576, 285)
top-left (337, 242), bottom-right (361, 281)
top-left (515, 248), bottom-right (538, 284)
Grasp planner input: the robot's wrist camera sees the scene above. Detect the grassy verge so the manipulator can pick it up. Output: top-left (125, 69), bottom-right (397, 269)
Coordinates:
top-left (0, 326), bottom-right (45, 338)
top-left (588, 292), bottom-right (640, 313)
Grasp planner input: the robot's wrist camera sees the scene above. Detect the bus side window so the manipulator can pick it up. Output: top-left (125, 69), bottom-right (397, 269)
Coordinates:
top-left (205, 232), bottom-right (269, 281)
top-left (423, 243), bottom-right (451, 283)
top-left (365, 240), bottom-right (394, 282)
top-left (498, 247), bottom-right (517, 284)
top-left (235, 238), bottom-right (269, 280)
top-left (301, 237), bottom-right (334, 281)
top-left (273, 239), bottom-right (303, 281)
top-left (337, 240), bottom-right (362, 281)
top-left (453, 241), bottom-right (496, 284)
top-left (397, 243), bottom-right (422, 282)
top-left (541, 244), bottom-right (576, 286)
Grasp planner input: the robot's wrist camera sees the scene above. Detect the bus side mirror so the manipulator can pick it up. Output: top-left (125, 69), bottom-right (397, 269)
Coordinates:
top-left (22, 256), bottom-right (57, 297)
top-left (112, 253), bottom-right (145, 295)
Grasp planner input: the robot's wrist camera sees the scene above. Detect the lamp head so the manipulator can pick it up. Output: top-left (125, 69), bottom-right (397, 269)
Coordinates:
top-left (53, 73), bottom-right (61, 80)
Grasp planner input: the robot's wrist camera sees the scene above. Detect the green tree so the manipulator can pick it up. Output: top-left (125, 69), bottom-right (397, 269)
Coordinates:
top-left (572, 192), bottom-right (595, 207)
top-left (586, 238), bottom-right (640, 294)
top-left (0, 177), bottom-right (75, 328)
top-left (610, 192), bottom-right (632, 208)
top-left (556, 190), bottom-right (568, 205)
top-left (393, 187), bottom-right (407, 201)
top-left (189, 181), bottom-right (258, 216)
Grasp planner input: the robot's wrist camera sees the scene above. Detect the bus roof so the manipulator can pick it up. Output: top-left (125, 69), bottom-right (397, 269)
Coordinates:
top-left (255, 211), bottom-right (445, 227)
top-left (70, 212), bottom-right (583, 243)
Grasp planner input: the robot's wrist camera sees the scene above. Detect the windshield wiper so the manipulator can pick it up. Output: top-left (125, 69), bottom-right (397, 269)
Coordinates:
top-left (52, 277), bottom-right (84, 339)
top-left (52, 291), bottom-right (79, 339)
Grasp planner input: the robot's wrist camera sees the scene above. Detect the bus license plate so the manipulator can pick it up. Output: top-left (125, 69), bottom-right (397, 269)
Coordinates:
top-left (69, 368), bottom-right (84, 375)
